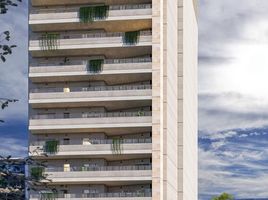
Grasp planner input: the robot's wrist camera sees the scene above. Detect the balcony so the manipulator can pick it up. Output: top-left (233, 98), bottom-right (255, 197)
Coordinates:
top-left (29, 138), bottom-right (152, 158)
top-left (29, 4), bottom-right (152, 32)
top-left (29, 31), bottom-right (152, 58)
top-left (29, 57), bottom-right (152, 83)
top-left (29, 84), bottom-right (152, 108)
top-left (41, 165), bottom-right (152, 184)
top-left (30, 191), bottom-right (152, 200)
top-left (29, 111), bottom-right (152, 134)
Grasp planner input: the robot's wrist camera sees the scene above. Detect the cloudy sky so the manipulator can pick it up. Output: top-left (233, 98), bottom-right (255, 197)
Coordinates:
top-left (1, 0), bottom-right (268, 199)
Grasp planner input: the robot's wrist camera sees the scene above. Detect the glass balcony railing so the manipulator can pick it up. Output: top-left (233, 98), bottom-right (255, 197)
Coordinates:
top-left (31, 138), bottom-right (152, 146)
top-left (45, 165), bottom-right (152, 172)
top-left (30, 4), bottom-right (152, 14)
top-left (31, 111), bottom-right (152, 120)
top-left (30, 57), bottom-right (152, 67)
top-left (30, 84), bottom-right (152, 93)
top-left (30, 191), bottom-right (152, 199)
top-left (31, 30), bottom-right (152, 40)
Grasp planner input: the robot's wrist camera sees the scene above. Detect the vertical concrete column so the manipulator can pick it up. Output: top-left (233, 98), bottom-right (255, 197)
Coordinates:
top-left (152, 0), bottom-right (164, 199)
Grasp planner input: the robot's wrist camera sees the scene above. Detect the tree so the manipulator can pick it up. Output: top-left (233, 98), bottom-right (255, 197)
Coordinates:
top-left (0, 155), bottom-right (54, 200)
top-left (0, 0), bottom-right (22, 62)
top-left (211, 193), bottom-right (234, 200)
top-left (0, 0), bottom-right (22, 14)
top-left (0, 98), bottom-right (18, 122)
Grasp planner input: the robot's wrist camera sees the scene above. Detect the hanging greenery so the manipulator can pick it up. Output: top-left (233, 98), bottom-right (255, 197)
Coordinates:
top-left (39, 33), bottom-right (60, 51)
top-left (44, 140), bottom-right (59, 154)
top-left (88, 59), bottom-right (104, 73)
top-left (30, 167), bottom-right (44, 181)
top-left (112, 138), bottom-right (123, 154)
top-left (40, 191), bottom-right (57, 200)
top-left (79, 5), bottom-right (109, 23)
top-left (123, 31), bottom-right (140, 45)
top-left (137, 110), bottom-right (145, 116)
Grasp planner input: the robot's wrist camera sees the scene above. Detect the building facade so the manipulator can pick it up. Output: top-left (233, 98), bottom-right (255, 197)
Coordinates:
top-left (28, 0), bottom-right (198, 199)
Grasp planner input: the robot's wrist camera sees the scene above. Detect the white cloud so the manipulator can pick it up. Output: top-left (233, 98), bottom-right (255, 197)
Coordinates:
top-left (199, 145), bottom-right (268, 199)
top-left (0, 137), bottom-right (27, 157)
top-left (0, 1), bottom-right (28, 121)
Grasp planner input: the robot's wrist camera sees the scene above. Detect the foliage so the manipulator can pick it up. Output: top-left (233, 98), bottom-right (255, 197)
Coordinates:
top-left (88, 59), bottom-right (104, 72)
top-left (44, 140), bottom-right (59, 154)
top-left (39, 33), bottom-right (60, 51)
top-left (0, 155), bottom-right (52, 200)
top-left (137, 110), bottom-right (145, 116)
top-left (79, 5), bottom-right (109, 23)
top-left (0, 0), bottom-right (22, 62)
top-left (30, 167), bottom-right (44, 181)
top-left (0, 0), bottom-right (22, 14)
top-left (112, 138), bottom-right (123, 154)
top-left (0, 31), bottom-right (17, 62)
top-left (0, 98), bottom-right (18, 122)
top-left (40, 191), bottom-right (57, 200)
top-left (211, 193), bottom-right (234, 200)
top-left (123, 31), bottom-right (140, 45)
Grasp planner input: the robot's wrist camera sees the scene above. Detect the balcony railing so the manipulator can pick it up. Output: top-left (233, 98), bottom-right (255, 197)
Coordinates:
top-left (45, 165), bottom-right (152, 172)
top-left (31, 30), bottom-right (152, 41)
top-left (31, 138), bottom-right (152, 146)
top-left (31, 111), bottom-right (152, 120)
top-left (30, 191), bottom-right (152, 199)
top-left (30, 4), bottom-right (152, 14)
top-left (31, 84), bottom-right (152, 93)
top-left (30, 57), bottom-right (152, 67)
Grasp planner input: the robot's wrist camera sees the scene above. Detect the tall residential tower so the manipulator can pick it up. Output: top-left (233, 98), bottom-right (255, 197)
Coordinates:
top-left (28, 0), bottom-right (198, 199)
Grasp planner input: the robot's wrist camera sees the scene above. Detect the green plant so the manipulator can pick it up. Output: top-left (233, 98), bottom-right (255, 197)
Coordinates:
top-left (44, 140), bottom-right (59, 154)
top-left (30, 167), bottom-right (44, 181)
top-left (112, 138), bottom-right (123, 154)
top-left (211, 193), bottom-right (234, 200)
top-left (39, 33), bottom-right (60, 51)
top-left (40, 191), bottom-right (57, 200)
top-left (123, 31), bottom-right (140, 45)
top-left (79, 5), bottom-right (109, 23)
top-left (137, 110), bottom-right (145, 116)
top-left (88, 59), bottom-right (104, 72)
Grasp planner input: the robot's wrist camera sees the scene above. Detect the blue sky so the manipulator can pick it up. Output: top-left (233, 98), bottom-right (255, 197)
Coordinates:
top-left (1, 0), bottom-right (268, 199)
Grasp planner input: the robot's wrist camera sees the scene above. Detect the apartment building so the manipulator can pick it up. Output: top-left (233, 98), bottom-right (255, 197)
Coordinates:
top-left (28, 0), bottom-right (198, 199)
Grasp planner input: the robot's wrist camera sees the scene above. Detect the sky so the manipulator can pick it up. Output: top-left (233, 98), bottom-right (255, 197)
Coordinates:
top-left (1, 0), bottom-right (268, 199)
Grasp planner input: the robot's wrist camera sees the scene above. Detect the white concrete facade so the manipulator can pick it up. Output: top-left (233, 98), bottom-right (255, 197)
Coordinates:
top-left (28, 0), bottom-right (197, 199)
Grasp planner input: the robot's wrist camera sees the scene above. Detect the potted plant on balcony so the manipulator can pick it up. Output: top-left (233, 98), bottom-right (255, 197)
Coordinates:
top-left (79, 5), bottom-right (109, 23)
top-left (44, 140), bottom-right (59, 154)
top-left (88, 59), bottom-right (104, 73)
top-left (137, 110), bottom-right (145, 116)
top-left (123, 31), bottom-right (140, 45)
top-left (39, 33), bottom-right (60, 51)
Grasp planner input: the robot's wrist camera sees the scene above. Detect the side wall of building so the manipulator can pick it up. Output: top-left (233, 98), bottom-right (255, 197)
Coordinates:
top-left (179, 0), bottom-right (198, 199)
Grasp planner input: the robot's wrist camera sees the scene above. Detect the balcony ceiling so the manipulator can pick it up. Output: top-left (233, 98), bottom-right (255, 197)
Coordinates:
top-left (30, 46), bottom-right (152, 58)
top-left (30, 98), bottom-right (152, 109)
top-left (29, 72), bottom-right (151, 84)
top-left (32, 153), bottom-right (151, 161)
top-left (30, 19), bottom-right (152, 33)
top-left (30, 125), bottom-right (151, 134)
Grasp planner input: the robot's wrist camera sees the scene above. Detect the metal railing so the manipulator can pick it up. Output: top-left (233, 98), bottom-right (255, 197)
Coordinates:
top-left (31, 138), bottom-right (152, 146)
top-left (30, 84), bottom-right (152, 93)
top-left (31, 4), bottom-right (152, 14)
top-left (31, 111), bottom-right (152, 120)
top-left (30, 57), bottom-right (152, 67)
top-left (30, 191), bottom-right (152, 199)
top-left (45, 165), bottom-right (152, 172)
top-left (33, 30), bottom-right (152, 40)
